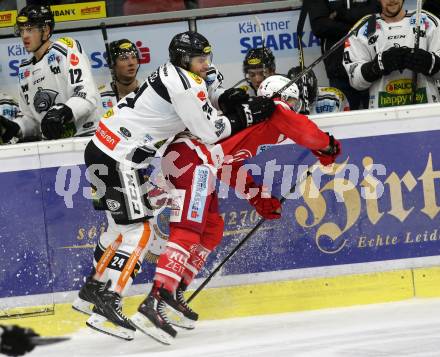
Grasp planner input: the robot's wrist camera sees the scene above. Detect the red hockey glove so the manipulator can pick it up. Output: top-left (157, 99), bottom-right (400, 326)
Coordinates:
top-left (247, 184), bottom-right (281, 220)
top-left (312, 133), bottom-right (341, 166)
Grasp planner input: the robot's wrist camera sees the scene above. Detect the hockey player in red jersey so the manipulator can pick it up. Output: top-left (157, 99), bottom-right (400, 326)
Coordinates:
top-left (130, 74), bottom-right (341, 344)
top-left (74, 30), bottom-right (275, 340)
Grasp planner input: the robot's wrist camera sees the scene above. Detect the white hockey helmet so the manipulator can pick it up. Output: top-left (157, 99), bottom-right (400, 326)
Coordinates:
top-left (257, 75), bottom-right (301, 111)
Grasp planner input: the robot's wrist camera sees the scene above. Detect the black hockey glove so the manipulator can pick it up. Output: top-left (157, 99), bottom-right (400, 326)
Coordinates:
top-left (227, 96), bottom-right (276, 134)
top-left (41, 104), bottom-right (76, 140)
top-left (404, 48), bottom-right (440, 76)
top-left (0, 325), bottom-right (38, 356)
top-left (361, 47), bottom-right (409, 82)
top-left (0, 116), bottom-right (21, 144)
top-left (218, 87), bottom-right (249, 114)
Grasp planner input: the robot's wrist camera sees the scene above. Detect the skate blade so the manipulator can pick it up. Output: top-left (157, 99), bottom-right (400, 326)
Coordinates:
top-left (130, 312), bottom-right (174, 345)
top-left (165, 306), bottom-right (196, 330)
top-left (72, 297), bottom-right (93, 315)
top-left (86, 313), bottom-right (134, 341)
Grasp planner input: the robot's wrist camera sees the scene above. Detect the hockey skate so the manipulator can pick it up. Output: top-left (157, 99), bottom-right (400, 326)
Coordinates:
top-left (130, 287), bottom-right (178, 345)
top-left (86, 285), bottom-right (135, 341)
top-left (72, 276), bottom-right (105, 315)
top-left (165, 282), bottom-right (198, 330)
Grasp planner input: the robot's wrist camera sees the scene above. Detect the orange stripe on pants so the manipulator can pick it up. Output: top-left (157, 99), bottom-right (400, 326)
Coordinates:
top-left (115, 222), bottom-right (151, 294)
top-left (95, 234), bottom-right (123, 279)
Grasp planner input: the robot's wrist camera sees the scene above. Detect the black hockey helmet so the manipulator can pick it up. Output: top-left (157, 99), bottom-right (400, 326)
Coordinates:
top-left (243, 47), bottom-right (275, 74)
top-left (287, 66), bottom-right (318, 104)
top-left (169, 31), bottom-right (212, 70)
top-left (109, 39), bottom-right (140, 64)
top-left (14, 5), bottom-right (54, 37)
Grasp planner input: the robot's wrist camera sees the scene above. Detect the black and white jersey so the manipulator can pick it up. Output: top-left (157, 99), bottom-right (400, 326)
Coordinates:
top-left (344, 11), bottom-right (440, 108)
top-left (234, 78), bottom-right (258, 96)
top-left (16, 37), bottom-right (100, 138)
top-left (92, 62), bottom-right (230, 168)
top-left (98, 82), bottom-right (118, 111)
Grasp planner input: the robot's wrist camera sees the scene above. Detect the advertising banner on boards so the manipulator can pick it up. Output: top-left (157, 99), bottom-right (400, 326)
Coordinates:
top-left (1, 128), bottom-right (440, 298)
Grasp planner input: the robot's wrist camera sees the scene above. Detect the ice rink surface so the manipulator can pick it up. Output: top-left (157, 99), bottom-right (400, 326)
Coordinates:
top-left (29, 298), bottom-right (440, 357)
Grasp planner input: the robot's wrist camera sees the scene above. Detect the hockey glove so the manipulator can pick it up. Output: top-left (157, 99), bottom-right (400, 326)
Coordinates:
top-left (0, 325), bottom-right (38, 356)
top-left (41, 104), bottom-right (76, 140)
top-left (311, 133), bottom-right (341, 166)
top-left (218, 87), bottom-right (249, 114)
top-left (404, 48), bottom-right (440, 76)
top-left (361, 47), bottom-right (408, 82)
top-left (227, 96), bottom-right (275, 134)
top-left (0, 116), bottom-right (21, 144)
top-left (246, 183), bottom-right (281, 220)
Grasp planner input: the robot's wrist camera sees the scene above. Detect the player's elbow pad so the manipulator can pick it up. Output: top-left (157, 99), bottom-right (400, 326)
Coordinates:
top-left (361, 60), bottom-right (382, 83)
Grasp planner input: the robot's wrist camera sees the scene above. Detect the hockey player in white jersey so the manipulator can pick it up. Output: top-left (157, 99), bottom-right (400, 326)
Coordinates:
top-left (98, 38), bottom-right (170, 264)
top-left (234, 47), bottom-right (276, 96)
top-left (287, 66), bottom-right (350, 114)
top-left (74, 30), bottom-right (275, 340)
top-left (343, 0), bottom-right (440, 109)
top-left (99, 39), bottom-right (140, 109)
top-left (0, 93), bottom-right (21, 144)
top-left (11, 5), bottom-right (100, 141)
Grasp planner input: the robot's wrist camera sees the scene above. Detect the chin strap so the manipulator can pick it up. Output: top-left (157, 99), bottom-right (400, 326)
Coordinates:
top-left (33, 27), bottom-right (51, 55)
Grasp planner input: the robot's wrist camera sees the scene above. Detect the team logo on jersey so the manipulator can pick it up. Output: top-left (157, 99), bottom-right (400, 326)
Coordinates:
top-left (188, 71), bottom-right (202, 84)
top-left (33, 88), bottom-right (58, 113)
top-left (70, 53), bottom-right (79, 66)
top-left (197, 90), bottom-right (206, 101)
top-left (59, 37), bottom-right (74, 48)
top-left (106, 199), bottom-right (121, 211)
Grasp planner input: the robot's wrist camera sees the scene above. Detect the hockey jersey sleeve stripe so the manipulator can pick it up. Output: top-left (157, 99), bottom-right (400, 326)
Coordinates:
top-left (75, 40), bottom-right (83, 54)
top-left (0, 99), bottom-right (18, 106)
top-left (147, 74), bottom-right (172, 103)
top-left (51, 43), bottom-right (68, 57)
top-left (425, 12), bottom-right (439, 27)
top-left (19, 59), bottom-right (33, 67)
top-left (176, 67), bottom-right (191, 90)
top-left (100, 91), bottom-right (116, 97)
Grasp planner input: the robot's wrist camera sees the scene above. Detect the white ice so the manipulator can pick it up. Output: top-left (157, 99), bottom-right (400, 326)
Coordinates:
top-left (29, 298), bottom-right (440, 357)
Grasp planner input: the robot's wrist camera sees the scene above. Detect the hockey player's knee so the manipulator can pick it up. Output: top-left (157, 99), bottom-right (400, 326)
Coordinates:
top-left (200, 212), bottom-right (224, 251)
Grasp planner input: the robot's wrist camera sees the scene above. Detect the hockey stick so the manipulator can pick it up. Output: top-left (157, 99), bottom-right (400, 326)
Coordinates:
top-left (31, 336), bottom-right (70, 346)
top-left (187, 157), bottom-right (317, 303)
top-left (274, 14), bottom-right (372, 98)
top-left (100, 22), bottom-right (120, 101)
top-left (296, 3), bottom-right (310, 113)
top-left (411, 0), bottom-right (423, 104)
